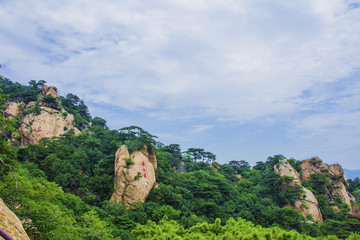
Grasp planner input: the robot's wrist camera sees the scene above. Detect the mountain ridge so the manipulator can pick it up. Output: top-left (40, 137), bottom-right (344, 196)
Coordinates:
top-left (1, 76), bottom-right (360, 239)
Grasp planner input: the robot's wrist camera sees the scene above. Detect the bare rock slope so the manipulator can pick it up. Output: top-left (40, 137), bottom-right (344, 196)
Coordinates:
top-left (110, 145), bottom-right (157, 206)
top-left (0, 198), bottom-right (30, 240)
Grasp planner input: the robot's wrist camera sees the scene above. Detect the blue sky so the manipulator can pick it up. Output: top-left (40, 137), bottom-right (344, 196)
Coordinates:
top-left (1, 0), bottom-right (360, 169)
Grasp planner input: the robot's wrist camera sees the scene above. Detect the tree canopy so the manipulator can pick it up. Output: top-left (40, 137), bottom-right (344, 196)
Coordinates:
top-left (0, 76), bottom-right (359, 240)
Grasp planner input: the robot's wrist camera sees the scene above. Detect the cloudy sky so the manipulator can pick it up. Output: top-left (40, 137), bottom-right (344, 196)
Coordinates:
top-left (1, 0), bottom-right (360, 169)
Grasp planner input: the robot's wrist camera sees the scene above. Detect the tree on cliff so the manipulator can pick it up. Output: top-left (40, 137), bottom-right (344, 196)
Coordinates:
top-left (0, 76), bottom-right (42, 103)
top-left (61, 93), bottom-right (91, 122)
top-left (119, 126), bottom-right (158, 150)
top-left (42, 94), bottom-right (60, 110)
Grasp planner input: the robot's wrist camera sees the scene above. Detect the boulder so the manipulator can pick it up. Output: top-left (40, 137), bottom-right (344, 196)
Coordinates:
top-left (110, 145), bottom-right (157, 206)
top-left (0, 198), bottom-right (30, 240)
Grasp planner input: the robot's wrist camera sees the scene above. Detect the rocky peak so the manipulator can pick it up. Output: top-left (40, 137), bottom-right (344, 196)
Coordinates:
top-left (300, 157), bottom-right (329, 182)
top-left (275, 160), bottom-right (301, 185)
top-left (274, 160), bottom-right (323, 222)
top-left (329, 164), bottom-right (347, 182)
top-left (4, 88), bottom-right (80, 146)
top-left (275, 157), bottom-right (359, 220)
top-left (300, 158), bottom-right (352, 212)
top-left (40, 85), bottom-right (60, 99)
top-left (110, 145), bottom-right (157, 206)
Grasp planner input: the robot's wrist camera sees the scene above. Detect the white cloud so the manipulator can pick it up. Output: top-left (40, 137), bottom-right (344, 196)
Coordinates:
top-left (1, 0), bottom-right (360, 151)
top-left (190, 125), bottom-right (214, 133)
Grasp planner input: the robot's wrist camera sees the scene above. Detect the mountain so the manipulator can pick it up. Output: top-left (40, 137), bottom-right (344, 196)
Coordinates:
top-left (1, 76), bottom-right (359, 240)
top-left (344, 169), bottom-right (360, 180)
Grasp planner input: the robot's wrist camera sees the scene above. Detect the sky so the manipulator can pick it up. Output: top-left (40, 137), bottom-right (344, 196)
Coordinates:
top-left (1, 0), bottom-right (360, 169)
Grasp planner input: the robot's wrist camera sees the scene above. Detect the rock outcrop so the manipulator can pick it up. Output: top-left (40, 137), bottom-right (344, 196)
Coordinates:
top-left (275, 157), bottom-right (359, 221)
top-left (40, 85), bottom-right (59, 99)
top-left (20, 106), bottom-right (80, 145)
top-left (4, 85), bottom-right (80, 146)
top-left (110, 145), bottom-right (157, 206)
top-left (274, 161), bottom-right (323, 222)
top-left (0, 198), bottom-right (30, 240)
top-left (4, 101), bottom-right (23, 117)
top-left (301, 158), bottom-right (353, 213)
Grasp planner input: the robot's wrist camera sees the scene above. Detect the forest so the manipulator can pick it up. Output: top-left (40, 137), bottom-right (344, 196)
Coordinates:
top-left (0, 75), bottom-right (360, 239)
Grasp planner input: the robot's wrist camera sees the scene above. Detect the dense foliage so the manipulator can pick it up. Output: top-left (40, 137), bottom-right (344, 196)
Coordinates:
top-left (1, 77), bottom-right (359, 239)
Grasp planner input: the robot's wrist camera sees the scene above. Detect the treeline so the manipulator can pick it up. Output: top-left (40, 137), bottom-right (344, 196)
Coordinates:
top-left (0, 76), bottom-right (360, 239)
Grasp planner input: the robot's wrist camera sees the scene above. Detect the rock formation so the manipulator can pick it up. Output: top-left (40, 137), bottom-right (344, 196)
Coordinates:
top-left (40, 85), bottom-right (59, 99)
top-left (110, 145), bottom-right (157, 206)
top-left (275, 157), bottom-right (359, 222)
top-left (301, 158), bottom-right (353, 213)
top-left (274, 161), bottom-right (323, 222)
top-left (4, 85), bottom-right (80, 146)
top-left (20, 106), bottom-right (80, 145)
top-left (0, 198), bottom-right (30, 240)
top-left (4, 101), bottom-right (22, 117)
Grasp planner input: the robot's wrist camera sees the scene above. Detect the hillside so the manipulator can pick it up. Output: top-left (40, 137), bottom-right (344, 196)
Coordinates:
top-left (1, 76), bottom-right (360, 240)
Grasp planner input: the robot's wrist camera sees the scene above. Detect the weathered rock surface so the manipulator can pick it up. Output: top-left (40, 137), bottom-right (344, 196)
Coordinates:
top-left (4, 85), bottom-right (80, 146)
top-left (0, 198), bottom-right (30, 240)
top-left (4, 101), bottom-right (23, 117)
top-left (300, 158), bottom-right (329, 182)
top-left (110, 145), bottom-right (157, 206)
top-left (329, 164), bottom-right (347, 182)
top-left (274, 161), bottom-right (323, 222)
top-left (40, 85), bottom-right (59, 99)
top-left (20, 106), bottom-right (80, 145)
top-left (300, 158), bottom-right (354, 213)
top-left (275, 157), bottom-right (359, 220)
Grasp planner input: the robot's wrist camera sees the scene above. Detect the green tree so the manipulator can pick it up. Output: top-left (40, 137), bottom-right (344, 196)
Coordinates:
top-left (42, 94), bottom-right (60, 109)
top-left (120, 126), bottom-right (158, 149)
top-left (91, 117), bottom-right (108, 129)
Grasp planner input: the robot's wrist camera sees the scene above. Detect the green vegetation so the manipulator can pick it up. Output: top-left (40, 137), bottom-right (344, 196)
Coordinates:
top-left (133, 217), bottom-right (360, 240)
top-left (42, 94), bottom-right (60, 110)
top-left (0, 76), bottom-right (44, 103)
top-left (1, 76), bottom-right (359, 239)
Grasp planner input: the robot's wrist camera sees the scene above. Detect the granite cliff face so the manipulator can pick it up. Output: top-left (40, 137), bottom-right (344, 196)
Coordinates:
top-left (301, 158), bottom-right (352, 211)
top-left (0, 198), bottom-right (30, 240)
top-left (4, 85), bottom-right (80, 145)
top-left (274, 161), bottom-right (323, 222)
top-left (275, 158), bottom-right (358, 222)
top-left (20, 106), bottom-right (80, 145)
top-left (110, 145), bottom-right (157, 206)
